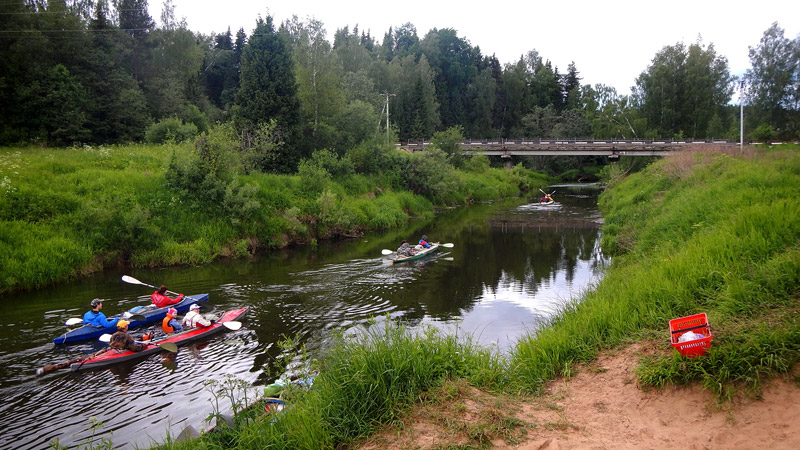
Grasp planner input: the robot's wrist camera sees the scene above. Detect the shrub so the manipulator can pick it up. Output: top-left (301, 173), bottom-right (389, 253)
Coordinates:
top-left (145, 117), bottom-right (198, 144)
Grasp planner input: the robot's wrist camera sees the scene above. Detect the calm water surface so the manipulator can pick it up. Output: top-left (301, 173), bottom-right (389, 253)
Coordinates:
top-left (0, 185), bottom-right (608, 449)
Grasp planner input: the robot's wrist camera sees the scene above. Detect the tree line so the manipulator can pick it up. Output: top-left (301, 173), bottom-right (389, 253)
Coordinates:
top-left (1, 1), bottom-right (798, 172)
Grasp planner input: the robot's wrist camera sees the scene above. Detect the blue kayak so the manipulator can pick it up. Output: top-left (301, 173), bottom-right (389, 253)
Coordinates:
top-left (53, 293), bottom-right (209, 344)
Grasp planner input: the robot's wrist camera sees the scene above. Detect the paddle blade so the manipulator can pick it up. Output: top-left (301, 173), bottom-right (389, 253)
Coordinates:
top-left (127, 314), bottom-right (146, 322)
top-left (441, 243), bottom-right (455, 248)
top-left (222, 321), bottom-right (242, 331)
top-left (98, 333), bottom-right (112, 343)
top-left (158, 342), bottom-right (178, 353)
top-left (65, 318), bottom-right (83, 327)
top-left (121, 275), bottom-right (143, 285)
top-left (381, 249), bottom-right (394, 255)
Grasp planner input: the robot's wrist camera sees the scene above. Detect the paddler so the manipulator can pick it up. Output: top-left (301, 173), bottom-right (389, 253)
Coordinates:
top-left (109, 320), bottom-right (152, 352)
top-left (182, 303), bottom-right (212, 328)
top-left (151, 285), bottom-right (184, 308)
top-left (83, 298), bottom-right (119, 328)
top-left (162, 307), bottom-right (183, 333)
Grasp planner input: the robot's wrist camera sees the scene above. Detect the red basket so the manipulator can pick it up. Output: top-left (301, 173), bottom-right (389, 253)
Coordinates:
top-left (669, 313), bottom-right (713, 357)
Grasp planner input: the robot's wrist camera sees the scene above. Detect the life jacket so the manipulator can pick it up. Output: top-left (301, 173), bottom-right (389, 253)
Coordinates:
top-left (162, 313), bottom-right (175, 333)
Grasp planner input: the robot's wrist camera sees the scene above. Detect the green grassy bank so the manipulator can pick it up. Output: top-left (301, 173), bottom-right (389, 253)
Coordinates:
top-left (150, 145), bottom-right (799, 450)
top-left (0, 141), bottom-right (547, 294)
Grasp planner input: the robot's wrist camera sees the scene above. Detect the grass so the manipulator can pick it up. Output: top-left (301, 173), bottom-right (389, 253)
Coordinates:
top-left (510, 145), bottom-right (800, 397)
top-left (0, 143), bottom-right (542, 294)
top-left (148, 144), bottom-right (800, 449)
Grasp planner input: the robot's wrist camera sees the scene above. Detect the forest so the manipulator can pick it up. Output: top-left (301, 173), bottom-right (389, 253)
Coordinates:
top-left (1, 1), bottom-right (798, 173)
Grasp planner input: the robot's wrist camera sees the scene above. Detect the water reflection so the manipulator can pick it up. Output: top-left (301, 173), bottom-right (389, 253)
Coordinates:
top-left (0, 185), bottom-right (608, 449)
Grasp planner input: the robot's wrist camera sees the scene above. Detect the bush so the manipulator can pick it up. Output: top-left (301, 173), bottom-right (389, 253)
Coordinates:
top-left (145, 117), bottom-right (198, 144)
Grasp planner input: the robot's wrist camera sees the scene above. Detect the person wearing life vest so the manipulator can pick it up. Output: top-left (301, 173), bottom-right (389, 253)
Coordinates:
top-left (182, 303), bottom-right (212, 328)
top-left (162, 307), bottom-right (183, 333)
top-left (151, 285), bottom-right (184, 308)
top-left (83, 298), bottom-right (119, 328)
top-left (418, 235), bottom-right (431, 249)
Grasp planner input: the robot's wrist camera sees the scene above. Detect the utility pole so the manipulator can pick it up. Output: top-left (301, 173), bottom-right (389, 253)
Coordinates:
top-left (381, 92), bottom-right (395, 140)
top-left (740, 80), bottom-right (745, 152)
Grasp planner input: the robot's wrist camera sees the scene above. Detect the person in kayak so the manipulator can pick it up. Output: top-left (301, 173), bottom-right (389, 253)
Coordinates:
top-left (83, 298), bottom-right (119, 328)
top-left (162, 307), bottom-right (183, 333)
top-left (396, 240), bottom-right (416, 256)
top-left (418, 235), bottom-right (431, 248)
top-left (151, 285), bottom-right (184, 308)
top-left (109, 320), bottom-right (152, 352)
top-left (182, 303), bottom-right (212, 328)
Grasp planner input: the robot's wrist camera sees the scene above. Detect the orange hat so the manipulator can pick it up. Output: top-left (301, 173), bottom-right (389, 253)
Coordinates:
top-left (116, 320), bottom-right (130, 329)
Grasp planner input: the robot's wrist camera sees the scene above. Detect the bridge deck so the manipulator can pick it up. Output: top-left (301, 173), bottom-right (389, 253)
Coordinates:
top-left (397, 139), bottom-right (738, 156)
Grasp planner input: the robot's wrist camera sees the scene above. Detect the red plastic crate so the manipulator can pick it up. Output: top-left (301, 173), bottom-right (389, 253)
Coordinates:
top-left (669, 313), bottom-right (713, 357)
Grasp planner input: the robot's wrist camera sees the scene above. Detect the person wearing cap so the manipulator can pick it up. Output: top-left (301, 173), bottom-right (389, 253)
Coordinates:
top-left (109, 320), bottom-right (150, 352)
top-left (151, 285), bottom-right (184, 308)
top-left (82, 299), bottom-right (119, 328)
top-left (182, 303), bottom-right (212, 328)
top-left (162, 307), bottom-right (183, 334)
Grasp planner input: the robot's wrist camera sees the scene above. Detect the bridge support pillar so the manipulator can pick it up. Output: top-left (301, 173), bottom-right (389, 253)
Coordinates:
top-left (503, 158), bottom-right (513, 170)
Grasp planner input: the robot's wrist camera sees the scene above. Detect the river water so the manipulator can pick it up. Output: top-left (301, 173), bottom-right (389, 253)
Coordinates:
top-left (0, 184), bottom-right (608, 449)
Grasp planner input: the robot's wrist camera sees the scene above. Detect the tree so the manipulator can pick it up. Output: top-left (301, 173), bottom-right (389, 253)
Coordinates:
top-left (420, 28), bottom-right (478, 129)
top-left (634, 38), bottom-right (733, 138)
top-left (282, 17), bottom-right (346, 152)
top-left (234, 14), bottom-right (302, 172)
top-left (745, 22), bottom-right (800, 138)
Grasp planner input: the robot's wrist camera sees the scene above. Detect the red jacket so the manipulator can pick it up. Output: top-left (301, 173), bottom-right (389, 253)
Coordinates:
top-left (151, 292), bottom-right (184, 308)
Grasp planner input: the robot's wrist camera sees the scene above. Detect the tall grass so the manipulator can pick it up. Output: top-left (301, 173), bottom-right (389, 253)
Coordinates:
top-left (511, 146), bottom-right (800, 395)
top-left (151, 146), bottom-right (800, 449)
top-left (0, 144), bottom-right (542, 293)
top-left (158, 321), bottom-right (507, 450)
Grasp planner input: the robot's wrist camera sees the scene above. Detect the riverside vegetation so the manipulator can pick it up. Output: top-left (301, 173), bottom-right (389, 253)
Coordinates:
top-left (149, 144), bottom-right (800, 449)
top-left (0, 127), bottom-right (549, 294)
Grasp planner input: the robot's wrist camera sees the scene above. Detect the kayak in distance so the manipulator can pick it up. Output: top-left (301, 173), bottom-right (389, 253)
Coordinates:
top-left (392, 242), bottom-right (440, 264)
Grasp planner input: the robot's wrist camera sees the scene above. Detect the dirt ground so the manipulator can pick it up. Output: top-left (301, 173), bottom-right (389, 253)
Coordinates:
top-left (353, 342), bottom-right (800, 450)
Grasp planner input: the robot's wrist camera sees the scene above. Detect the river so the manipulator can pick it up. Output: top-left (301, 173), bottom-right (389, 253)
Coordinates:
top-left (0, 184), bottom-right (608, 449)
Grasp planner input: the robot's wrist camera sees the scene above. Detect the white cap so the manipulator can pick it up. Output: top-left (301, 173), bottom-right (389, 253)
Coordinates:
top-left (189, 304), bottom-right (200, 310)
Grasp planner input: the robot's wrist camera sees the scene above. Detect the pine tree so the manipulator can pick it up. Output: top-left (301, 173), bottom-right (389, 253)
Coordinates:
top-left (234, 15), bottom-right (302, 173)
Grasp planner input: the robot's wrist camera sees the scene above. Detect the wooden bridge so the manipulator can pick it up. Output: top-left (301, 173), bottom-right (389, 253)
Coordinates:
top-left (397, 139), bottom-right (739, 158)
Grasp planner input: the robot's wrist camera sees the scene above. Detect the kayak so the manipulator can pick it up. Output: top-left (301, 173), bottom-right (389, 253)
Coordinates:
top-left (540, 200), bottom-right (555, 205)
top-left (205, 370), bottom-right (318, 432)
top-left (392, 242), bottom-right (440, 264)
top-left (53, 293), bottom-right (210, 345)
top-left (53, 307), bottom-right (247, 373)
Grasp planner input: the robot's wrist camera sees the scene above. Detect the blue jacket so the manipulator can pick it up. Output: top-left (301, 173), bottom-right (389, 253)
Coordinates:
top-left (83, 310), bottom-right (118, 328)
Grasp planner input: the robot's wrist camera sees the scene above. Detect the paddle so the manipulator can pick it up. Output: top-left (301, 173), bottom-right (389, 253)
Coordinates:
top-left (222, 321), bottom-right (242, 331)
top-left (35, 348), bottom-right (111, 376)
top-left (98, 333), bottom-right (179, 353)
top-left (121, 275), bottom-right (181, 297)
top-left (382, 242), bottom-right (454, 255)
top-left (64, 318), bottom-right (83, 326)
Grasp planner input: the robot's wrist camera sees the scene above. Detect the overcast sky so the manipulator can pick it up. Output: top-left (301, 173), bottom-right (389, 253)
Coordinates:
top-left (153, 0), bottom-right (799, 97)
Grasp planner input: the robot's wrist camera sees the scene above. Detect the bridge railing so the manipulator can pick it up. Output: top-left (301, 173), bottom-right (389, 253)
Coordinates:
top-left (397, 138), bottom-right (738, 148)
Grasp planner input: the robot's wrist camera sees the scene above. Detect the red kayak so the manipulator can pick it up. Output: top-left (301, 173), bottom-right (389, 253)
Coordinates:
top-left (36, 307), bottom-right (247, 375)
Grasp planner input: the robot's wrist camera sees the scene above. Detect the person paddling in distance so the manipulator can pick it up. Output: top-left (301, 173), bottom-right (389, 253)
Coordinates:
top-left (162, 307), bottom-right (183, 334)
top-left (182, 303), bottom-right (212, 328)
top-left (396, 240), bottom-right (416, 257)
top-left (151, 285), bottom-right (184, 308)
top-left (418, 235), bottom-right (431, 249)
top-left (109, 320), bottom-right (152, 352)
top-left (83, 298), bottom-right (119, 328)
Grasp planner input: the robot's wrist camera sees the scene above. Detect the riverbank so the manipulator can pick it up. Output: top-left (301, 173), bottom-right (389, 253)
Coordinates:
top-left (0, 141), bottom-right (548, 294)
top-left (151, 144), bottom-right (800, 449)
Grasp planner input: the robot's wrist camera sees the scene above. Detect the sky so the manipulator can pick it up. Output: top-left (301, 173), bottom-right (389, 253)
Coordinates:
top-left (152, 0), bottom-right (800, 97)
